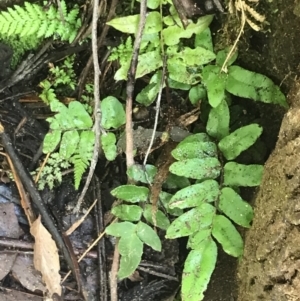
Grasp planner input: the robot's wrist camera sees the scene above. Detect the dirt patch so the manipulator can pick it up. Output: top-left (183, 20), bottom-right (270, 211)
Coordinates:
top-left (237, 81), bottom-right (300, 300)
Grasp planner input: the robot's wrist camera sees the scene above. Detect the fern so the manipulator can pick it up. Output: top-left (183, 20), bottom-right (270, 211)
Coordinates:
top-left (71, 130), bottom-right (94, 189)
top-left (60, 0), bottom-right (68, 18)
top-left (0, 0), bottom-right (81, 66)
top-left (0, 1), bottom-right (81, 42)
top-left (37, 57), bottom-right (95, 190)
top-left (35, 153), bottom-right (70, 190)
top-left (71, 154), bottom-right (89, 190)
top-left (108, 36), bottom-right (133, 64)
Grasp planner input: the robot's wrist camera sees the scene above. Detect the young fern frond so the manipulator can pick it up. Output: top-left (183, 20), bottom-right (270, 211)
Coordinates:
top-left (71, 154), bottom-right (89, 190)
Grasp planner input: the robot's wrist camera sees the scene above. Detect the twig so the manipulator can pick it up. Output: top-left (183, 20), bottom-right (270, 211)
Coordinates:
top-left (34, 152), bottom-right (50, 183)
top-left (109, 2), bottom-right (148, 300)
top-left (77, 0), bottom-right (118, 99)
top-left (221, 0), bottom-right (246, 72)
top-left (143, 59), bottom-right (166, 166)
top-left (94, 177), bottom-right (108, 301)
top-left (0, 151), bottom-right (36, 224)
top-left (73, 0), bottom-right (102, 213)
top-left (0, 237), bottom-right (98, 258)
top-left (62, 220), bottom-right (116, 283)
top-left (125, 0), bottom-right (148, 168)
top-left (110, 239), bottom-right (120, 301)
top-left (137, 267), bottom-right (178, 281)
top-left (65, 199), bottom-right (98, 235)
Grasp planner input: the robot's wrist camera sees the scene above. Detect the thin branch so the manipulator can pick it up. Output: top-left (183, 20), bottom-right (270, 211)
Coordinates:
top-left (73, 0), bottom-right (101, 213)
top-left (61, 227), bottom-right (109, 283)
top-left (110, 2), bottom-right (148, 300)
top-left (221, 0), bottom-right (246, 72)
top-left (77, 0), bottom-right (118, 99)
top-left (143, 59), bottom-right (166, 166)
top-left (110, 239), bottom-right (120, 301)
top-left (125, 0), bottom-right (148, 168)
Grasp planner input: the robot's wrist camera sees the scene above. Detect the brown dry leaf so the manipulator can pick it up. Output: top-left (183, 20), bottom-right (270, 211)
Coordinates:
top-left (30, 216), bottom-right (61, 296)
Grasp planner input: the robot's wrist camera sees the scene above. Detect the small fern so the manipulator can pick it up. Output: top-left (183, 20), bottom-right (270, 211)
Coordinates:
top-left (108, 36), bottom-right (133, 64)
top-left (37, 57), bottom-right (95, 190)
top-left (71, 130), bottom-right (94, 189)
top-left (71, 155), bottom-right (88, 190)
top-left (35, 153), bottom-right (70, 190)
top-left (0, 1), bottom-right (81, 43)
top-left (0, 1), bottom-right (81, 66)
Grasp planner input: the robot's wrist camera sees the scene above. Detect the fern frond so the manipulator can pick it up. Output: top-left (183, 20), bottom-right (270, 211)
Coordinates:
top-left (2, 21), bottom-right (11, 35)
top-left (68, 30), bottom-right (77, 43)
top-left (24, 2), bottom-right (37, 20)
top-left (32, 3), bottom-right (45, 19)
top-left (60, 0), bottom-right (68, 18)
top-left (71, 154), bottom-right (89, 190)
top-left (0, 1), bottom-right (80, 43)
top-left (13, 19), bottom-right (24, 35)
top-left (55, 168), bottom-right (62, 183)
top-left (2, 11), bottom-right (14, 22)
top-left (7, 7), bottom-right (21, 20)
top-left (14, 5), bottom-right (27, 19)
top-left (37, 20), bottom-right (49, 38)
top-left (66, 8), bottom-right (79, 23)
top-left (7, 20), bottom-right (17, 36)
top-left (76, 18), bottom-right (81, 28)
top-left (27, 20), bottom-right (42, 36)
top-left (0, 16), bottom-right (6, 31)
top-left (55, 23), bottom-right (65, 37)
top-left (45, 21), bottom-right (58, 38)
top-left (20, 22), bottom-right (33, 37)
top-left (47, 5), bottom-right (57, 19)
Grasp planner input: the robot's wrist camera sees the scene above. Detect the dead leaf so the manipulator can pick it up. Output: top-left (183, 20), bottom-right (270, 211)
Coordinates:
top-left (0, 253), bottom-right (17, 281)
top-left (30, 216), bottom-right (61, 296)
top-left (11, 254), bottom-right (46, 293)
